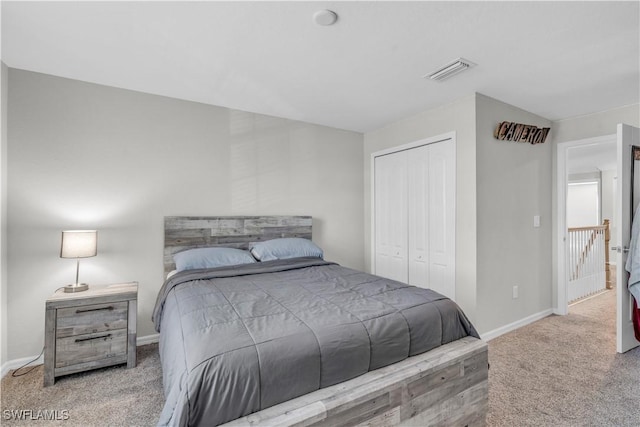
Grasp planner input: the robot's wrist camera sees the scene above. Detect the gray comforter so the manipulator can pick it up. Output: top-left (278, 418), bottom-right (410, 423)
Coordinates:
top-left (152, 257), bottom-right (478, 427)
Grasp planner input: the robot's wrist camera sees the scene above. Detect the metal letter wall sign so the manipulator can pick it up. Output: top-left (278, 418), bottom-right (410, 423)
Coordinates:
top-left (494, 121), bottom-right (550, 145)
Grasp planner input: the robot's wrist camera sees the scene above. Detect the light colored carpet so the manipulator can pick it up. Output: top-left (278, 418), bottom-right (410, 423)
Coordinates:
top-left (487, 289), bottom-right (640, 426)
top-left (1, 345), bottom-right (163, 426)
top-left (2, 290), bottom-right (638, 426)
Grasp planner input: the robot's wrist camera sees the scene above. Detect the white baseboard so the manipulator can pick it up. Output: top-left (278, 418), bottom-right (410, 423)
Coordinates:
top-left (0, 353), bottom-right (44, 379)
top-left (137, 333), bottom-right (159, 346)
top-left (1, 333), bottom-right (160, 379)
top-left (480, 308), bottom-right (554, 342)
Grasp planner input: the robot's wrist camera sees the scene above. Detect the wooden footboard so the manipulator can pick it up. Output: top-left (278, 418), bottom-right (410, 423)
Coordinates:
top-left (223, 336), bottom-right (488, 427)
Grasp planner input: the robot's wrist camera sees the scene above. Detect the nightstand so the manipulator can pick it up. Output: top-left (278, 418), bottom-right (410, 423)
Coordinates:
top-left (44, 282), bottom-right (138, 386)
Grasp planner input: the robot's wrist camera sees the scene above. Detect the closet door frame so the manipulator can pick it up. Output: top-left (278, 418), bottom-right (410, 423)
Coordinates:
top-left (371, 131), bottom-right (456, 291)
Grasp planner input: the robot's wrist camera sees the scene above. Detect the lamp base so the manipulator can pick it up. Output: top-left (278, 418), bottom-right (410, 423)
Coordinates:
top-left (63, 283), bottom-right (89, 293)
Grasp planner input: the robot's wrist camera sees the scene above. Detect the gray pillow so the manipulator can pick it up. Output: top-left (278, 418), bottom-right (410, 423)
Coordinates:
top-left (173, 247), bottom-right (256, 272)
top-left (250, 238), bottom-right (323, 261)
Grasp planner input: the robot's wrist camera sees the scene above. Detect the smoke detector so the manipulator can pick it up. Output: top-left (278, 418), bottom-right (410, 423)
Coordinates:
top-left (424, 58), bottom-right (476, 81)
top-left (313, 10), bottom-right (338, 26)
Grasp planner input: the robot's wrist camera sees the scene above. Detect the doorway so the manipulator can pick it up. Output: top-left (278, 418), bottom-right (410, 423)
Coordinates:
top-left (557, 126), bottom-right (640, 353)
top-left (556, 134), bottom-right (617, 314)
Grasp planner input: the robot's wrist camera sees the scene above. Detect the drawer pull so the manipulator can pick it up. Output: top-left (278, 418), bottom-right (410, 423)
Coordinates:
top-left (76, 306), bottom-right (114, 314)
top-left (75, 334), bottom-right (112, 343)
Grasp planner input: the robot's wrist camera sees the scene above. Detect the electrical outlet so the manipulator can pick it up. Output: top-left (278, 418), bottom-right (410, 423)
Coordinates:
top-left (512, 285), bottom-right (519, 299)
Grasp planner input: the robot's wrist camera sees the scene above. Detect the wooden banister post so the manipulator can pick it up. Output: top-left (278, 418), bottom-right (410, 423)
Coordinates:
top-left (604, 219), bottom-right (612, 289)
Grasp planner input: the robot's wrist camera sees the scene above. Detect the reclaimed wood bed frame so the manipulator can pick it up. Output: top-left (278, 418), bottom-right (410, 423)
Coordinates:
top-left (163, 216), bottom-right (488, 427)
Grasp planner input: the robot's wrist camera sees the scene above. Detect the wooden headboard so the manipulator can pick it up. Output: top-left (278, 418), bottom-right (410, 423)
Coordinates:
top-left (163, 216), bottom-right (312, 274)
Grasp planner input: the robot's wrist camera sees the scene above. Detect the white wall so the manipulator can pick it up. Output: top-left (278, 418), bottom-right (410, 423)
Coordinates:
top-left (551, 104), bottom-right (640, 309)
top-left (474, 94), bottom-right (552, 334)
top-left (568, 170), bottom-right (617, 247)
top-left (6, 69), bottom-right (364, 361)
top-left (566, 170), bottom-right (616, 248)
top-left (364, 95), bottom-right (478, 324)
top-left (1, 62), bottom-right (8, 368)
top-left (567, 181), bottom-right (600, 228)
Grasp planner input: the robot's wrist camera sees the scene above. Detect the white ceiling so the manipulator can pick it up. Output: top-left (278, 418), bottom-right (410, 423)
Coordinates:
top-left (2, 1), bottom-right (639, 133)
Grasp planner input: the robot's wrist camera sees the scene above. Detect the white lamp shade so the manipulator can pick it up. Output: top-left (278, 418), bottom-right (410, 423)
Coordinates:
top-left (60, 230), bottom-right (98, 258)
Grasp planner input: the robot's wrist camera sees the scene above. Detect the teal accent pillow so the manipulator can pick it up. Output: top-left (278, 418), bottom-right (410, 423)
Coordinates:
top-left (250, 238), bottom-right (323, 261)
top-left (173, 247), bottom-right (256, 272)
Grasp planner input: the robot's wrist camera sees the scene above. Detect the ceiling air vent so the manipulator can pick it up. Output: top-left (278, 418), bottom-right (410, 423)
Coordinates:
top-left (425, 58), bottom-right (476, 81)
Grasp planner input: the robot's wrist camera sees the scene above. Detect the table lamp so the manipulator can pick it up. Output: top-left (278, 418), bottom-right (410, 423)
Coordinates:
top-left (60, 230), bottom-right (97, 293)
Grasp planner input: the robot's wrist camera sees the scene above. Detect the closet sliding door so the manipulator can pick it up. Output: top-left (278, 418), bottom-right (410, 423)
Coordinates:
top-left (408, 145), bottom-right (429, 287)
top-left (374, 151), bottom-right (408, 282)
top-left (424, 141), bottom-right (455, 298)
top-left (373, 137), bottom-right (455, 300)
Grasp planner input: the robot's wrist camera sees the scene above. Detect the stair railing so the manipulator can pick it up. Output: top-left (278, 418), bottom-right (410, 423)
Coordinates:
top-left (568, 219), bottom-right (610, 302)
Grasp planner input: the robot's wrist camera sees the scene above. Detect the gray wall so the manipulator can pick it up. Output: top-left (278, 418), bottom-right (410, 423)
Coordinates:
top-left (1, 62), bottom-right (8, 367)
top-left (474, 94), bottom-right (552, 333)
top-left (5, 65), bottom-right (637, 362)
top-left (364, 95), bottom-right (478, 323)
top-left (552, 104), bottom-right (640, 144)
top-left (364, 93), bottom-right (554, 335)
top-left (6, 69), bottom-right (364, 360)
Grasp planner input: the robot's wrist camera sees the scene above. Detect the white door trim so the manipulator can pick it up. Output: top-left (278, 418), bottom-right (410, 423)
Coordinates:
top-left (555, 134), bottom-right (616, 315)
top-left (615, 123), bottom-right (640, 353)
top-left (370, 131), bottom-right (456, 277)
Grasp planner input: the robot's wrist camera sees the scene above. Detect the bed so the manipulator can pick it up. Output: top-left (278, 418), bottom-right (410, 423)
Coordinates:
top-left (154, 216), bottom-right (488, 426)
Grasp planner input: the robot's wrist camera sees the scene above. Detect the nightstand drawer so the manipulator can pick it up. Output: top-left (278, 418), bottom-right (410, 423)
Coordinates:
top-left (56, 301), bottom-right (128, 338)
top-left (44, 282), bottom-right (138, 386)
top-left (55, 328), bottom-right (128, 368)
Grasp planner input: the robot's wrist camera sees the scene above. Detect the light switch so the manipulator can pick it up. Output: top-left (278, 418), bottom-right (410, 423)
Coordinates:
top-left (533, 215), bottom-right (540, 228)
